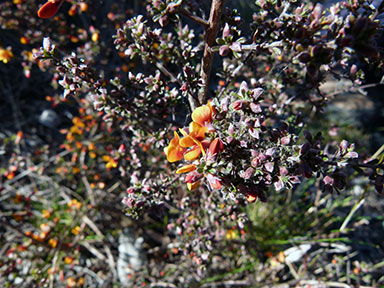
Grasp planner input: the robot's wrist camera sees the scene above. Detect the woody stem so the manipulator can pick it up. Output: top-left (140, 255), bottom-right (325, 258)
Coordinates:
top-left (198, 0), bottom-right (226, 106)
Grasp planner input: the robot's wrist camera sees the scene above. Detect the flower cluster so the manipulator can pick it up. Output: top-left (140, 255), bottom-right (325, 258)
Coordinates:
top-left (165, 102), bottom-right (225, 191)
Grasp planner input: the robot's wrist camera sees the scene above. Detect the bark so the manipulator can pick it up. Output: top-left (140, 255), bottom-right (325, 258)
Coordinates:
top-left (198, 0), bottom-right (226, 106)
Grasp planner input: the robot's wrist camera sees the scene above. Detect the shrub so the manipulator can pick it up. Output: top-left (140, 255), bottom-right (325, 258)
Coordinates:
top-left (1, 0), bottom-right (384, 286)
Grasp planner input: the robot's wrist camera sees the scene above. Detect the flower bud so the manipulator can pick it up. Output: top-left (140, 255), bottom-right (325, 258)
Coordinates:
top-left (250, 103), bottom-right (261, 114)
top-left (43, 37), bottom-right (54, 52)
top-left (208, 138), bottom-right (224, 156)
top-left (280, 166), bottom-right (288, 176)
top-left (206, 173), bottom-right (222, 190)
top-left (232, 100), bottom-right (247, 111)
top-left (222, 23), bottom-right (231, 38)
top-left (219, 45), bottom-right (230, 56)
top-left (185, 171), bottom-right (203, 183)
top-left (264, 162), bottom-right (274, 173)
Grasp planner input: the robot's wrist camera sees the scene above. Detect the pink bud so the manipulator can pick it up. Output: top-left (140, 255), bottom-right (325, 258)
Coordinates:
top-left (206, 173), bottom-right (222, 190)
top-left (222, 23), bottom-right (231, 38)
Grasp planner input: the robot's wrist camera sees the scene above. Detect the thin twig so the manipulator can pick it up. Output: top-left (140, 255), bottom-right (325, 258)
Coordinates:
top-left (339, 183), bottom-right (369, 232)
top-left (241, 41), bottom-right (284, 51)
top-left (81, 176), bottom-right (96, 206)
top-left (49, 249), bottom-right (60, 288)
top-left (179, 7), bottom-right (209, 28)
top-left (72, 265), bottom-right (105, 286)
top-left (326, 82), bottom-right (383, 98)
top-left (81, 241), bottom-right (107, 261)
top-left (198, 0), bottom-right (226, 105)
top-left (201, 280), bottom-right (250, 287)
top-left (82, 215), bottom-right (117, 281)
top-left (150, 282), bottom-right (177, 288)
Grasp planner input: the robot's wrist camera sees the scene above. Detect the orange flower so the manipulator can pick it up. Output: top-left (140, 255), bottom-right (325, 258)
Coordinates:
top-left (103, 155), bottom-right (118, 169)
top-left (165, 103), bottom-right (216, 163)
top-left (179, 122), bottom-right (207, 146)
top-left (42, 209), bottom-right (51, 218)
top-left (246, 190), bottom-right (258, 202)
top-left (79, 2), bottom-right (88, 12)
top-left (176, 164), bottom-right (196, 174)
top-left (64, 256), bottom-right (73, 264)
top-left (0, 47), bottom-right (13, 63)
top-left (48, 238), bottom-right (58, 248)
top-left (187, 181), bottom-right (200, 191)
top-left (191, 104), bottom-right (213, 127)
top-left (71, 226), bottom-right (81, 235)
top-left (66, 277), bottom-right (76, 288)
top-left (38, 0), bottom-right (64, 19)
top-left (179, 125), bottom-right (208, 160)
top-left (67, 199), bottom-right (82, 209)
top-left (164, 131), bottom-right (186, 162)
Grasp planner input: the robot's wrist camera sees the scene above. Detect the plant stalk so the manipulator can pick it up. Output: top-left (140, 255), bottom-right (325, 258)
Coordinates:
top-left (198, 0), bottom-right (226, 106)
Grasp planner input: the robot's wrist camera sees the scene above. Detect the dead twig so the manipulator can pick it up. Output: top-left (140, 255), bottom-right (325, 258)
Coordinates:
top-left (82, 215), bottom-right (117, 281)
top-left (81, 176), bottom-right (96, 206)
top-left (201, 280), bottom-right (250, 287)
top-left (81, 241), bottom-right (107, 261)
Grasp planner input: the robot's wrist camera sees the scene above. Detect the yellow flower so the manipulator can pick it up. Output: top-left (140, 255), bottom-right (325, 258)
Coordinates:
top-left (71, 226), bottom-right (81, 235)
top-left (64, 256), bottom-right (73, 264)
top-left (0, 47), bottom-right (14, 64)
top-left (42, 210), bottom-right (51, 218)
top-left (66, 277), bottom-right (76, 288)
top-left (104, 156), bottom-right (118, 169)
top-left (67, 199), bottom-right (82, 209)
top-left (48, 238), bottom-right (58, 248)
top-left (92, 32), bottom-right (99, 42)
top-left (40, 223), bottom-right (50, 233)
top-left (226, 229), bottom-right (238, 240)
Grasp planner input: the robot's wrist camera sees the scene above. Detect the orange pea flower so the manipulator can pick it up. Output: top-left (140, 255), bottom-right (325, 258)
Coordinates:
top-left (176, 164), bottom-right (196, 174)
top-left (164, 131), bottom-right (186, 162)
top-left (187, 181), bottom-right (200, 191)
top-left (164, 103), bottom-right (223, 191)
top-left (37, 0), bottom-right (64, 19)
top-left (179, 124), bottom-right (208, 161)
top-left (0, 47), bottom-right (14, 63)
top-left (191, 103), bottom-right (213, 127)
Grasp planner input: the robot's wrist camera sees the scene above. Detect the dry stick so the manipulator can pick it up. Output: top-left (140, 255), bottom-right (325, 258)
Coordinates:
top-left (198, 0), bottom-right (226, 106)
top-left (83, 215), bottom-right (117, 281)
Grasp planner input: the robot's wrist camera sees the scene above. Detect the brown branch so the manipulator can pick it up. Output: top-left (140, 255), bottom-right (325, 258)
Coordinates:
top-left (179, 7), bottom-right (209, 28)
top-left (198, 0), bottom-right (226, 106)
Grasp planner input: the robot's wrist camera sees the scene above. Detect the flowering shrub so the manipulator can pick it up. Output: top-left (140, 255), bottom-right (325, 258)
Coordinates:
top-left (1, 0), bottom-right (384, 286)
